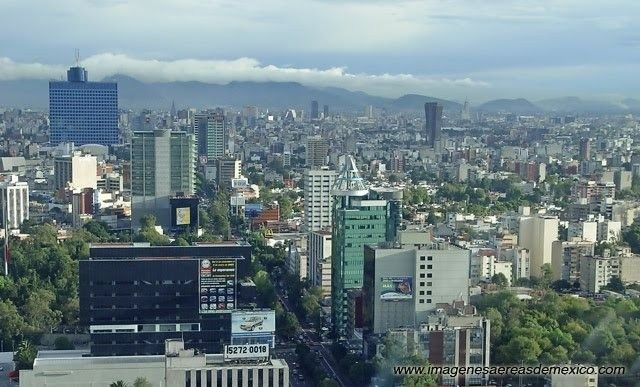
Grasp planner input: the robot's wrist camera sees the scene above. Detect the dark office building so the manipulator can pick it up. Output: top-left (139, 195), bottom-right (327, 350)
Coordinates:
top-left (80, 243), bottom-right (253, 356)
top-left (424, 102), bottom-right (443, 147)
top-left (49, 66), bottom-right (118, 146)
top-left (323, 104), bottom-right (329, 119)
top-left (310, 100), bottom-right (319, 120)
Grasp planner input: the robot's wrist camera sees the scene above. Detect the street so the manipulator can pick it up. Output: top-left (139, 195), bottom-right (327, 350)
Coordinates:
top-left (271, 272), bottom-right (348, 387)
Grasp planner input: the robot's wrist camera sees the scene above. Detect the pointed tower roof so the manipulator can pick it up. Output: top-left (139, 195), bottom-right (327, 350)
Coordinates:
top-left (331, 155), bottom-right (368, 197)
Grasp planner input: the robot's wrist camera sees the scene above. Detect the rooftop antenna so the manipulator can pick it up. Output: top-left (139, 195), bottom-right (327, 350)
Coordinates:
top-left (75, 49), bottom-right (80, 66)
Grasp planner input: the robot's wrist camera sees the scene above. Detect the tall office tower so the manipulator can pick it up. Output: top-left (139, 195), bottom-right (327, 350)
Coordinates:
top-left (0, 175), bottom-right (29, 229)
top-left (323, 104), bottom-right (329, 119)
top-left (579, 138), bottom-right (591, 161)
top-left (54, 152), bottom-right (98, 191)
top-left (131, 129), bottom-right (196, 229)
top-left (194, 109), bottom-right (226, 161)
top-left (424, 102), bottom-right (443, 147)
top-left (331, 156), bottom-right (388, 338)
top-left (304, 167), bottom-right (336, 232)
top-left (461, 98), bottom-right (471, 121)
top-left (305, 135), bottom-right (329, 168)
top-left (519, 215), bottom-right (559, 278)
top-left (49, 65), bottom-right (118, 145)
top-left (311, 100), bottom-right (319, 120)
top-left (370, 187), bottom-right (403, 243)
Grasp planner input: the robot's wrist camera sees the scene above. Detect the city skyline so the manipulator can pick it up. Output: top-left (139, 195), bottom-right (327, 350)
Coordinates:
top-left (1, 1), bottom-right (639, 101)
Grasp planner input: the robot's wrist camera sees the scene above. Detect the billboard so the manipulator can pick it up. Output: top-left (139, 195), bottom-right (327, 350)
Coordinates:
top-left (231, 311), bottom-right (276, 335)
top-left (380, 276), bottom-right (413, 300)
top-left (176, 207), bottom-right (191, 225)
top-left (199, 259), bottom-right (237, 314)
top-left (224, 344), bottom-right (269, 361)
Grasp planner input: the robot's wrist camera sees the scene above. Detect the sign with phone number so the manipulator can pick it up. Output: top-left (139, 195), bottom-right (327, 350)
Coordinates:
top-left (224, 344), bottom-right (270, 360)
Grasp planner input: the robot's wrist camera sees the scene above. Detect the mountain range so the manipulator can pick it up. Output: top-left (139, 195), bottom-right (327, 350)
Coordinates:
top-left (0, 75), bottom-right (638, 115)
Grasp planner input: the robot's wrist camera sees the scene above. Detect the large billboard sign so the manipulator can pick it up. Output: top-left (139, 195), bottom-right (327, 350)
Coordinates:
top-left (224, 344), bottom-right (270, 361)
top-left (231, 311), bottom-right (276, 335)
top-left (176, 207), bottom-right (191, 225)
top-left (199, 259), bottom-right (237, 314)
top-left (380, 276), bottom-right (413, 300)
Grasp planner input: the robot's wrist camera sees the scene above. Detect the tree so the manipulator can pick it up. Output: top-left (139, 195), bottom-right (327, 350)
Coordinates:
top-left (22, 288), bottom-right (62, 332)
top-left (603, 276), bottom-right (625, 293)
top-left (491, 273), bottom-right (509, 289)
top-left (133, 377), bottom-right (153, 387)
top-left (54, 336), bottom-right (74, 350)
top-left (14, 340), bottom-right (37, 370)
top-left (0, 299), bottom-right (24, 342)
top-left (279, 196), bottom-right (293, 220)
top-left (110, 381), bottom-right (129, 387)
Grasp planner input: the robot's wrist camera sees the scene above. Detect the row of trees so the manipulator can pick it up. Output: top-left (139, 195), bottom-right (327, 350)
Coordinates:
top-left (476, 290), bottom-right (640, 371)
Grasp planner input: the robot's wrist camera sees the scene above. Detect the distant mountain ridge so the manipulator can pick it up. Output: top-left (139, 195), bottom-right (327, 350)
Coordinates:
top-left (0, 75), bottom-right (637, 114)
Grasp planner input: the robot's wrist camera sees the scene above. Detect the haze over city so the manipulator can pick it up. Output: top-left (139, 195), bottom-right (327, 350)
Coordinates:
top-left (1, 0), bottom-right (640, 100)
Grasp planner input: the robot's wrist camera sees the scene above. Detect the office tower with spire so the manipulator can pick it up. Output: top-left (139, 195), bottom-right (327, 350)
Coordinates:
top-left (193, 108), bottom-right (227, 161)
top-left (49, 59), bottom-right (118, 146)
top-left (424, 102), bottom-right (443, 147)
top-left (331, 156), bottom-right (389, 339)
top-left (131, 129), bottom-right (196, 229)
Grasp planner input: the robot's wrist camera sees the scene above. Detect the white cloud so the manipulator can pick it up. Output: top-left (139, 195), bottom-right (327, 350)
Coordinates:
top-left (0, 54), bottom-right (490, 98)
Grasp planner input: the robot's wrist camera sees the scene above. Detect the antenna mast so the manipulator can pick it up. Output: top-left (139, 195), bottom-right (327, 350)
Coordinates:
top-left (75, 49), bottom-right (80, 66)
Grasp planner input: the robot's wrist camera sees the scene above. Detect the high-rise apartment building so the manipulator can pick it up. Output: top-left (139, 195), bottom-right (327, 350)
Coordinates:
top-left (194, 109), bottom-right (226, 161)
top-left (49, 66), bottom-right (118, 145)
top-left (331, 156), bottom-right (388, 338)
top-left (0, 175), bottom-right (29, 229)
top-left (216, 158), bottom-right (242, 189)
top-left (580, 255), bottom-right (620, 293)
top-left (305, 136), bottom-right (329, 168)
top-left (304, 167), bottom-right (336, 232)
top-left (579, 138), bottom-right (591, 161)
top-left (54, 152), bottom-right (98, 191)
top-left (551, 240), bottom-right (595, 283)
top-left (519, 215), bottom-right (559, 277)
top-left (131, 129), bottom-right (196, 228)
top-left (424, 102), bottom-right (443, 147)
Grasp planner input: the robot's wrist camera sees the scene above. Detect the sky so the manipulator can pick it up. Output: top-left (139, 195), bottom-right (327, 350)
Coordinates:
top-left (1, 0), bottom-right (639, 102)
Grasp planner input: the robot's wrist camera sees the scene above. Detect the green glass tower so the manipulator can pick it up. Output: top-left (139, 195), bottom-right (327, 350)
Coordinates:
top-left (331, 156), bottom-right (388, 339)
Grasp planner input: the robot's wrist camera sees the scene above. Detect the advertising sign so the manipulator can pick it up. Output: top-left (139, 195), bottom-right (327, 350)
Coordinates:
top-left (224, 344), bottom-right (270, 361)
top-left (380, 276), bottom-right (413, 300)
top-left (176, 207), bottom-right (191, 225)
top-left (231, 311), bottom-right (276, 335)
top-left (199, 259), bottom-right (237, 314)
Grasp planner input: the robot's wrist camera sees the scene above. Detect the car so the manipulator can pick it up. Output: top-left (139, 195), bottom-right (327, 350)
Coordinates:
top-left (239, 317), bottom-right (264, 331)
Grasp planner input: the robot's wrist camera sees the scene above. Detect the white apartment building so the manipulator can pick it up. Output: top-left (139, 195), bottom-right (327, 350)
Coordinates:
top-left (0, 175), bottom-right (29, 229)
top-left (470, 249), bottom-right (512, 285)
top-left (54, 152), bottom-right (98, 191)
top-left (519, 215), bottom-right (559, 277)
top-left (303, 167), bottom-right (336, 232)
top-left (580, 255), bottom-right (620, 293)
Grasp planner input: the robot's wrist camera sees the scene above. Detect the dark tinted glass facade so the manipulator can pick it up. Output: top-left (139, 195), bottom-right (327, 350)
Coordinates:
top-left (80, 244), bottom-right (252, 356)
top-left (49, 66), bottom-right (118, 146)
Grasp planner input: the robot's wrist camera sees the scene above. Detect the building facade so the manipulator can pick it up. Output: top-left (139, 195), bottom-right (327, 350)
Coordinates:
top-left (194, 109), bottom-right (227, 161)
top-left (309, 230), bottom-right (332, 294)
top-left (80, 243), bottom-right (254, 356)
top-left (131, 129), bottom-right (196, 228)
top-left (49, 66), bottom-right (118, 146)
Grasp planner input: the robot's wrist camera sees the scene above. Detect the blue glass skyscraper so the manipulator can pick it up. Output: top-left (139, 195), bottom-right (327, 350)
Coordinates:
top-left (49, 66), bottom-right (118, 146)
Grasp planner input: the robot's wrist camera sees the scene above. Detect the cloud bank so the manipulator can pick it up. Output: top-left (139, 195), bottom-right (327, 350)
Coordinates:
top-left (0, 54), bottom-right (489, 98)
